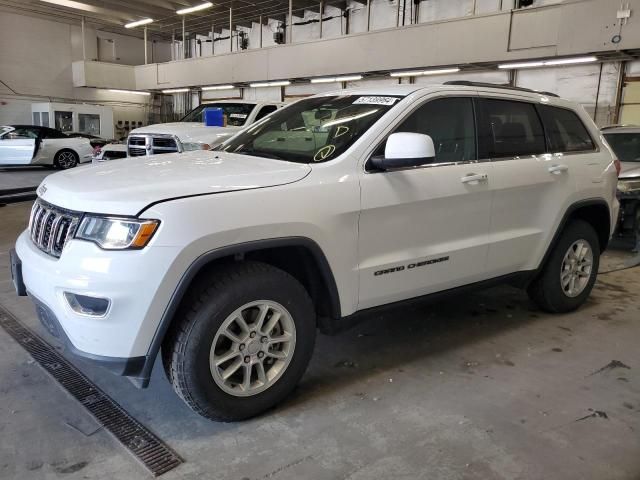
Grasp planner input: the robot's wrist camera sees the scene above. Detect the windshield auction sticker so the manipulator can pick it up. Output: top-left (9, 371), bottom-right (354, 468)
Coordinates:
top-left (353, 96), bottom-right (398, 106)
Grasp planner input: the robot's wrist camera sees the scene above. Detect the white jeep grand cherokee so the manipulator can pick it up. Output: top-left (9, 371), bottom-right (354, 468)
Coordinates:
top-left (11, 82), bottom-right (620, 421)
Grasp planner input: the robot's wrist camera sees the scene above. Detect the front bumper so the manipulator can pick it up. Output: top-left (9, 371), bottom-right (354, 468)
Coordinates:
top-left (14, 230), bottom-right (182, 384)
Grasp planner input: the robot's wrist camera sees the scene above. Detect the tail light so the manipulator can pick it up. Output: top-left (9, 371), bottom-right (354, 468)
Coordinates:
top-left (614, 157), bottom-right (621, 177)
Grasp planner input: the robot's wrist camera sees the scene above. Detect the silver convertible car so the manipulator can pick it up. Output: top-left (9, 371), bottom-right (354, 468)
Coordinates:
top-left (0, 125), bottom-right (93, 169)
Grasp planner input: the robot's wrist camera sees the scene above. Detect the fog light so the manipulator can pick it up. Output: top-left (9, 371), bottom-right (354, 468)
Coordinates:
top-left (64, 292), bottom-right (110, 317)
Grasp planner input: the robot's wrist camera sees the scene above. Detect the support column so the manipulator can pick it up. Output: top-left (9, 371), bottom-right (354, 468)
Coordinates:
top-left (288, 0), bottom-right (293, 43)
top-left (229, 7), bottom-right (233, 52)
top-left (211, 21), bottom-right (215, 55)
top-left (182, 16), bottom-right (186, 59)
top-left (614, 61), bottom-right (627, 124)
top-left (171, 30), bottom-right (175, 60)
top-left (144, 26), bottom-right (148, 64)
top-left (259, 15), bottom-right (263, 48)
top-left (81, 16), bottom-right (86, 60)
top-left (319, 0), bottom-right (323, 38)
top-left (366, 0), bottom-right (371, 31)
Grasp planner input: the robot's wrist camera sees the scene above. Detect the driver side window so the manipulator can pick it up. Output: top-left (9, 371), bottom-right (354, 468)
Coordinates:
top-left (5, 128), bottom-right (38, 139)
top-left (375, 97), bottom-right (477, 163)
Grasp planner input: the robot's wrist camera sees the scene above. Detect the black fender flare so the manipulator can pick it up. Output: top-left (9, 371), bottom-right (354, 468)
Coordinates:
top-left (134, 237), bottom-right (341, 387)
top-left (533, 198), bottom-right (611, 280)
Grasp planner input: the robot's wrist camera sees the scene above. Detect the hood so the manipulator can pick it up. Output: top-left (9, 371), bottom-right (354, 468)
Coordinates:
top-left (130, 122), bottom-right (241, 145)
top-left (619, 162), bottom-right (640, 177)
top-left (38, 150), bottom-right (311, 215)
top-left (619, 165), bottom-right (640, 180)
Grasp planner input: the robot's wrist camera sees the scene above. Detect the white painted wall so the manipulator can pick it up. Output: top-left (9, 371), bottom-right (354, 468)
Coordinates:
top-left (243, 86), bottom-right (283, 102)
top-left (0, 11), bottom-right (153, 130)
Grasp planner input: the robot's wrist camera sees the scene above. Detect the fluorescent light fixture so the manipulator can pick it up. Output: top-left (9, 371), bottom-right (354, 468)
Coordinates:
top-left (201, 85), bottom-right (235, 90)
top-left (544, 56), bottom-right (598, 66)
top-left (390, 67), bottom-right (460, 77)
top-left (498, 56), bottom-right (598, 69)
top-left (311, 75), bottom-right (363, 83)
top-left (498, 61), bottom-right (544, 69)
top-left (422, 67), bottom-right (460, 75)
top-left (390, 70), bottom-right (425, 78)
top-left (177, 2), bottom-right (213, 14)
top-left (40, 0), bottom-right (103, 14)
top-left (108, 89), bottom-right (151, 96)
top-left (162, 88), bottom-right (190, 93)
top-left (125, 18), bottom-right (153, 28)
top-left (249, 81), bottom-right (291, 88)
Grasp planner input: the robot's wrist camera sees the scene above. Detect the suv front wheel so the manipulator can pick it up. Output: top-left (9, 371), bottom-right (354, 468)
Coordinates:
top-left (528, 219), bottom-right (600, 313)
top-left (162, 261), bottom-right (316, 421)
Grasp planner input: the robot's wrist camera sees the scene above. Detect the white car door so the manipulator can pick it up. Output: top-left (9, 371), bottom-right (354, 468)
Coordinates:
top-left (477, 96), bottom-right (581, 277)
top-left (358, 95), bottom-right (494, 310)
top-left (0, 127), bottom-right (36, 165)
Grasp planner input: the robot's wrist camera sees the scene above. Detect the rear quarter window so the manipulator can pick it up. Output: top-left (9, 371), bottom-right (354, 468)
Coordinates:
top-left (539, 105), bottom-right (595, 153)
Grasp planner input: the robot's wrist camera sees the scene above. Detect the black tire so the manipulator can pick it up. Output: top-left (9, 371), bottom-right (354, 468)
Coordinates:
top-left (162, 261), bottom-right (316, 421)
top-left (53, 149), bottom-right (78, 169)
top-left (528, 219), bottom-right (600, 313)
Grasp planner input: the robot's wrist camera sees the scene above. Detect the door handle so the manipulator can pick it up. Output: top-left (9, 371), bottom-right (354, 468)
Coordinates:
top-left (548, 164), bottom-right (569, 174)
top-left (461, 173), bottom-right (488, 184)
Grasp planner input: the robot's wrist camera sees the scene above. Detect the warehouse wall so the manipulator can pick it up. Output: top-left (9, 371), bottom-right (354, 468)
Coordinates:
top-left (516, 63), bottom-right (621, 126)
top-left (173, 0), bottom-right (564, 57)
top-left (0, 11), bottom-right (165, 129)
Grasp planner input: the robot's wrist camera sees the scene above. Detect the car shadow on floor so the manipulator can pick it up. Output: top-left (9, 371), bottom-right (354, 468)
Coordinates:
top-left (282, 285), bottom-right (545, 411)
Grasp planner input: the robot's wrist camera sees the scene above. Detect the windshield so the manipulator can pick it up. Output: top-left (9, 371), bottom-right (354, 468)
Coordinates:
top-left (604, 133), bottom-right (640, 162)
top-left (218, 95), bottom-right (401, 163)
top-left (180, 103), bottom-right (256, 126)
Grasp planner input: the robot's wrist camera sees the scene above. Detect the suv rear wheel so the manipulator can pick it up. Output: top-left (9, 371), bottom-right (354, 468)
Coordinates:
top-left (162, 261), bottom-right (316, 421)
top-left (528, 219), bottom-right (600, 313)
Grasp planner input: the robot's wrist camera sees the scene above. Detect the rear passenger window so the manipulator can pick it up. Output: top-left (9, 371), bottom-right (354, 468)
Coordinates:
top-left (393, 97), bottom-right (477, 163)
top-left (480, 99), bottom-right (546, 158)
top-left (539, 105), bottom-right (594, 152)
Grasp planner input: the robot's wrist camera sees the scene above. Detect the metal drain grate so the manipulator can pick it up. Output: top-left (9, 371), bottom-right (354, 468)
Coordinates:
top-left (0, 305), bottom-right (183, 477)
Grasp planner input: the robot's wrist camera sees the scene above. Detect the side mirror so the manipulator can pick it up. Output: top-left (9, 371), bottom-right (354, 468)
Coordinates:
top-left (370, 132), bottom-right (436, 170)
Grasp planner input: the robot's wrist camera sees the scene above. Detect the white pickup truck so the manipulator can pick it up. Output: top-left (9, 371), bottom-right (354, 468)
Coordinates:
top-left (126, 100), bottom-right (284, 157)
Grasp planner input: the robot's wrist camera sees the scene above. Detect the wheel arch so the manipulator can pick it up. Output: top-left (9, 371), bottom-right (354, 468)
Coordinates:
top-left (536, 198), bottom-right (611, 277)
top-left (136, 237), bottom-right (342, 386)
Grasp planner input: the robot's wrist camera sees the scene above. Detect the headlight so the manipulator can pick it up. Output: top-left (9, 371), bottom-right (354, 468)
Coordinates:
top-left (76, 216), bottom-right (160, 250)
top-left (617, 179), bottom-right (640, 193)
top-left (182, 142), bottom-right (210, 152)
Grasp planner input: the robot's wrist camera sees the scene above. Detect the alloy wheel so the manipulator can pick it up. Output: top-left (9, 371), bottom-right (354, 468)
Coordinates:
top-left (209, 300), bottom-right (296, 397)
top-left (560, 239), bottom-right (593, 298)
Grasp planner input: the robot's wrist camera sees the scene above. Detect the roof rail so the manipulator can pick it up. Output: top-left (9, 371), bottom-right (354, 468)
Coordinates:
top-left (443, 80), bottom-right (560, 98)
top-left (601, 124), bottom-right (640, 130)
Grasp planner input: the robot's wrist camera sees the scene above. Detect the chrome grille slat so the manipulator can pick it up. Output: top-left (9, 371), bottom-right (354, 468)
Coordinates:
top-left (47, 215), bottom-right (64, 252)
top-left (127, 134), bottom-right (182, 157)
top-left (28, 199), bottom-right (82, 258)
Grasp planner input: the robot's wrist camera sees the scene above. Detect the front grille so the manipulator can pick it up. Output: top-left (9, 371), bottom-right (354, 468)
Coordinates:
top-left (128, 147), bottom-right (147, 157)
top-left (127, 134), bottom-right (181, 157)
top-left (29, 200), bottom-right (82, 258)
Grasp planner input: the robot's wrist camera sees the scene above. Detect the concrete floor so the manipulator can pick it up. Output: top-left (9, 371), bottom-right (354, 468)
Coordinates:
top-left (0, 167), bottom-right (52, 191)
top-left (1, 201), bottom-right (640, 480)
